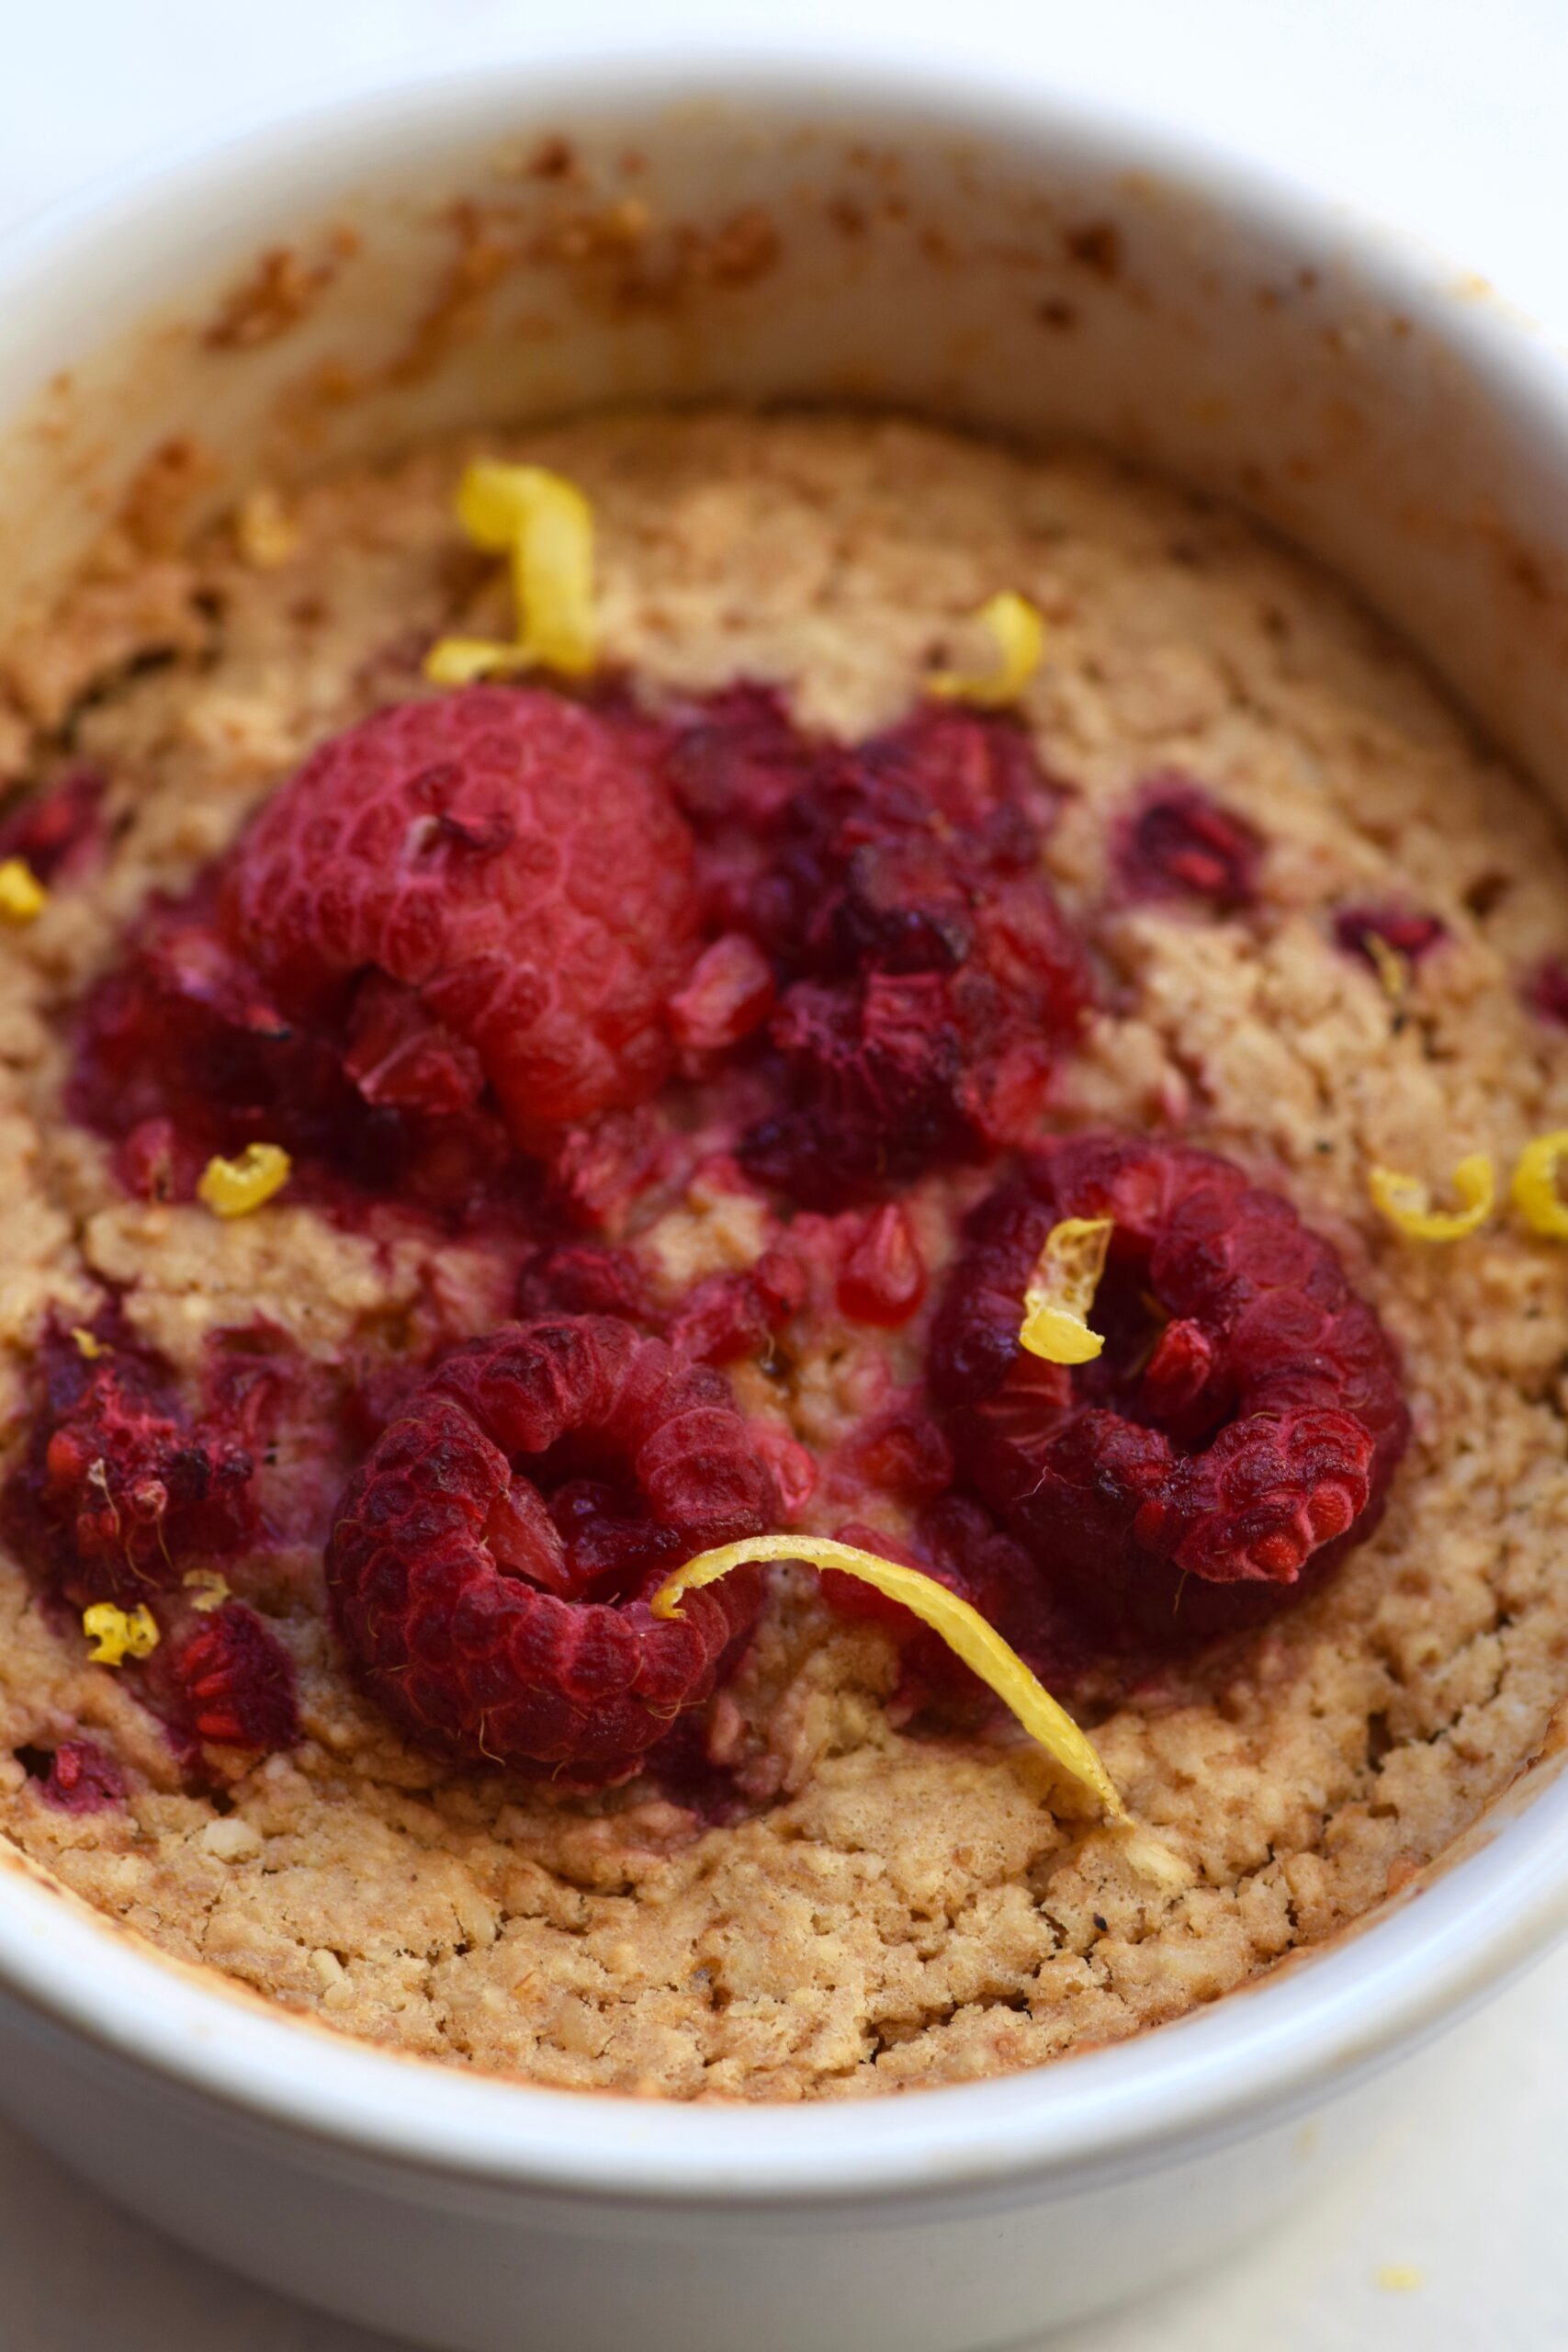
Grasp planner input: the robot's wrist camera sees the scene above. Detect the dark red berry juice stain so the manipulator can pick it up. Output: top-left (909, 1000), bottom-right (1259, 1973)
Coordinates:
top-left (165, 1605), bottom-right (299, 1751)
top-left (0, 768), bottom-right (107, 885)
top-left (1116, 778), bottom-right (1263, 910)
top-left (928, 1132), bottom-right (1408, 1654)
top-left (1529, 954), bottom-right (1568, 1028)
top-left (1334, 905), bottom-right (1447, 968)
top-left (18, 1736), bottom-right (127, 1815)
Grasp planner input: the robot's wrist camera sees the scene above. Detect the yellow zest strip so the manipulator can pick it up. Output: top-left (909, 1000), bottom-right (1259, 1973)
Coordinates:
top-left (1020, 1216), bottom-right (1113, 1366)
top-left (83, 1601), bottom-right (159, 1667)
top-left (183, 1569), bottom-right (231, 1614)
top-left (927, 591), bottom-right (1045, 707)
top-left (1363, 932), bottom-right (1409, 1005)
top-left (1368, 1153), bottom-right (1495, 1243)
top-left (70, 1327), bottom-right (107, 1361)
top-left (197, 1142), bottom-right (292, 1219)
top-left (0, 859), bottom-right (47, 923)
top-left (1512, 1130), bottom-right (1568, 1238)
top-left (651, 1534), bottom-right (1127, 1821)
top-left (425, 460), bottom-right (596, 684)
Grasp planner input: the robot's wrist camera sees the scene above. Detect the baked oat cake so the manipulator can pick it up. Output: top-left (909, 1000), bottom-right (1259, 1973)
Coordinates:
top-left (0, 408), bottom-right (1565, 2102)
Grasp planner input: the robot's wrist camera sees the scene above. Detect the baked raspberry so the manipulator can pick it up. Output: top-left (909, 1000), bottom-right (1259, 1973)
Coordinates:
top-left (0, 767), bottom-right (107, 884)
top-left (667, 1250), bottom-right (804, 1366)
top-left (70, 689), bottom-right (701, 1218)
top-left (662, 684), bottom-right (818, 933)
top-left (666, 694), bottom-right (1090, 1203)
top-left (1334, 905), bottom-right (1447, 968)
top-left (226, 688), bottom-right (700, 1145)
top-left (515, 1242), bottom-right (651, 1323)
top-left (5, 1322), bottom-right (259, 1609)
top-left (326, 1316), bottom-right (777, 1778)
top-left (71, 889), bottom-right (515, 1215)
top-left (757, 718), bottom-right (1088, 1197)
top-left (836, 1403), bottom-right (954, 1506)
top-left (929, 1133), bottom-right (1408, 1648)
top-left (26, 1737), bottom-right (126, 1815)
top-left (837, 1202), bottom-right (927, 1326)
top-left (167, 1605), bottom-right (299, 1752)
top-left (1116, 779), bottom-right (1263, 909)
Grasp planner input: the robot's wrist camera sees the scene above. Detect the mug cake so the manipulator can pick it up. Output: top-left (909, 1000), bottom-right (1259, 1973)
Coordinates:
top-left (0, 407), bottom-right (1563, 2100)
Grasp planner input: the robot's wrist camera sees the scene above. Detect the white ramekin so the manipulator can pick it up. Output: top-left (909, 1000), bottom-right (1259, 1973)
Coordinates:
top-left (3, 50), bottom-right (1568, 2352)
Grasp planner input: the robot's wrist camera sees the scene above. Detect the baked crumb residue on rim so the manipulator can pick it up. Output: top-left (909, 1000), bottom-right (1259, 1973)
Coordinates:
top-left (0, 409), bottom-right (1565, 2100)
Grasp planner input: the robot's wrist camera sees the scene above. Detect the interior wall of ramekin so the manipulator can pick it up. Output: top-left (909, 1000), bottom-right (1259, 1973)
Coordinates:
top-left (3, 78), bottom-right (1568, 801)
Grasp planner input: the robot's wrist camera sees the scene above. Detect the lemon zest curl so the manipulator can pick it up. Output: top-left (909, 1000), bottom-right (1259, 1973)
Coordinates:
top-left (1368, 1153), bottom-right (1495, 1242)
top-left (927, 591), bottom-right (1044, 707)
top-left (1019, 1216), bottom-right (1113, 1365)
top-left (183, 1569), bottom-right (231, 1614)
top-left (197, 1142), bottom-right (291, 1219)
top-left (70, 1327), bottom-right (107, 1361)
top-left (425, 460), bottom-right (596, 684)
top-left (0, 859), bottom-right (47, 923)
top-left (83, 1601), bottom-right (159, 1667)
top-left (1511, 1130), bottom-right (1568, 1239)
top-left (651, 1532), bottom-right (1126, 1821)
top-left (1362, 931), bottom-right (1409, 1005)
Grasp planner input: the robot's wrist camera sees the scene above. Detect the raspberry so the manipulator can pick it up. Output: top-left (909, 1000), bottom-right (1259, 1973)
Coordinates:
top-left (227, 688), bottom-right (699, 1146)
top-left (749, 1422), bottom-right (817, 1519)
top-left (1334, 905), bottom-right (1447, 968)
top-left (167, 1604), bottom-right (299, 1752)
top-left (325, 1316), bottom-right (777, 1778)
top-left (25, 1737), bottom-right (126, 1815)
top-left (662, 685), bottom-right (818, 933)
top-left (5, 1322), bottom-right (258, 1609)
top-left (667, 1250), bottom-right (804, 1366)
top-left (0, 767), bottom-right (107, 885)
top-left (1116, 779), bottom-right (1263, 909)
top-left (70, 689), bottom-right (701, 1217)
top-left (837, 1404), bottom-right (954, 1505)
top-left (929, 1133), bottom-right (1409, 1649)
top-left (666, 695), bottom-right (1089, 1204)
top-left (743, 973), bottom-right (967, 1200)
top-left (72, 895), bottom-right (513, 1216)
top-left (515, 1242), bottom-right (651, 1323)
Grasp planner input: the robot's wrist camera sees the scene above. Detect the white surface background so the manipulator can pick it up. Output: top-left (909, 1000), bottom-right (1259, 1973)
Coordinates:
top-left (3, 3), bottom-right (1568, 2346)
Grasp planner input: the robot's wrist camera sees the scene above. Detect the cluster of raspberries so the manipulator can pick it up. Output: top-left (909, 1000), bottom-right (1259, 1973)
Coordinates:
top-left (662, 688), bottom-right (1091, 1202)
top-left (26, 684), bottom-right (1412, 1792)
top-left (68, 684), bottom-right (1089, 1218)
top-left (322, 1122), bottom-right (1408, 1777)
top-left (4, 1320), bottom-right (300, 1769)
top-left (69, 690), bottom-right (699, 1215)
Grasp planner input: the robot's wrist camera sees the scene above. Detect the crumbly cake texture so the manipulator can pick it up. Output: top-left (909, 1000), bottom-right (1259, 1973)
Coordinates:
top-left (1, 409), bottom-right (1567, 2100)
